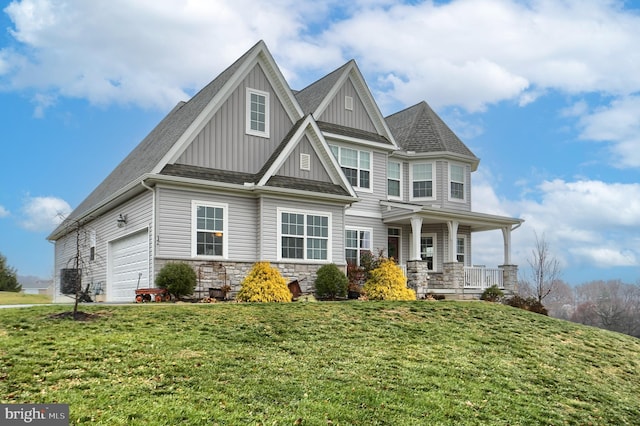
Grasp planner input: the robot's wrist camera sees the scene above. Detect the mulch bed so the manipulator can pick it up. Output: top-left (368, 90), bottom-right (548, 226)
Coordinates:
top-left (48, 311), bottom-right (102, 321)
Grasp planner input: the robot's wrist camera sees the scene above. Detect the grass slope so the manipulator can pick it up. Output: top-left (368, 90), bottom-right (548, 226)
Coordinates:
top-left (1, 301), bottom-right (639, 425)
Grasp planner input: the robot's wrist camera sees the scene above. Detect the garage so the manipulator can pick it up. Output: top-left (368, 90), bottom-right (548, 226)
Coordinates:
top-left (108, 229), bottom-right (149, 302)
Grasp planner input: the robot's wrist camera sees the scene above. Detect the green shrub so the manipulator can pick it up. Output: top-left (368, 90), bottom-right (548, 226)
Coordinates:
top-left (363, 258), bottom-right (416, 301)
top-left (503, 295), bottom-right (548, 315)
top-left (480, 285), bottom-right (504, 302)
top-left (156, 262), bottom-right (197, 299)
top-left (315, 264), bottom-right (348, 299)
top-left (237, 262), bottom-right (291, 303)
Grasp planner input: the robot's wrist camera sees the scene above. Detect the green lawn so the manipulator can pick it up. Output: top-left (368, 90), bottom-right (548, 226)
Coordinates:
top-left (0, 291), bottom-right (51, 305)
top-left (1, 301), bottom-right (639, 425)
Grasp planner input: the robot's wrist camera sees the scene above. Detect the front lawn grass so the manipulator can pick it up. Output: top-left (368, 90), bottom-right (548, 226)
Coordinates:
top-left (0, 291), bottom-right (51, 305)
top-left (1, 301), bottom-right (639, 425)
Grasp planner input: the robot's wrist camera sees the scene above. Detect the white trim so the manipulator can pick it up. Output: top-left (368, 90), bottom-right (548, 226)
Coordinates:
top-left (448, 162), bottom-right (466, 203)
top-left (387, 160), bottom-right (403, 201)
top-left (106, 227), bottom-right (150, 302)
top-left (345, 208), bottom-right (382, 219)
top-left (330, 144), bottom-right (373, 193)
top-left (277, 207), bottom-right (332, 262)
top-left (409, 161), bottom-right (436, 202)
top-left (246, 88), bottom-right (270, 138)
top-left (191, 200), bottom-right (229, 259)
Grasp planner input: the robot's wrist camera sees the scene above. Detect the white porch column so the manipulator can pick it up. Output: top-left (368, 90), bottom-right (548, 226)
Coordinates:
top-left (447, 220), bottom-right (459, 262)
top-left (410, 216), bottom-right (423, 261)
top-left (501, 226), bottom-right (512, 265)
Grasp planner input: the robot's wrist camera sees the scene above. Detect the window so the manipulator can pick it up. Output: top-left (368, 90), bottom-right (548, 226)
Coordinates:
top-left (192, 201), bottom-right (227, 258)
top-left (246, 88), bottom-right (269, 137)
top-left (420, 234), bottom-right (436, 270)
top-left (279, 209), bottom-right (330, 261)
top-left (330, 145), bottom-right (371, 190)
top-left (388, 161), bottom-right (401, 198)
top-left (450, 163), bottom-right (465, 201)
top-left (411, 163), bottom-right (434, 199)
top-left (89, 230), bottom-right (96, 261)
top-left (345, 228), bottom-right (372, 266)
top-left (456, 237), bottom-right (465, 263)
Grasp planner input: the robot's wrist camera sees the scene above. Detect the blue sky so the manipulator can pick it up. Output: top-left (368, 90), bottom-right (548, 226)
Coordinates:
top-left (1, 0), bottom-right (639, 285)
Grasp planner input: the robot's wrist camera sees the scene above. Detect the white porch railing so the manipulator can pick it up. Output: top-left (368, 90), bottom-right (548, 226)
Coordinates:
top-left (464, 266), bottom-right (504, 289)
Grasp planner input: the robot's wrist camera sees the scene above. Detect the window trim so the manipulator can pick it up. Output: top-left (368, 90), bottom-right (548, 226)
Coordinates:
top-left (191, 200), bottom-right (228, 259)
top-left (329, 144), bottom-right (373, 192)
top-left (449, 162), bottom-right (466, 202)
top-left (420, 233), bottom-right (437, 271)
top-left (277, 207), bottom-right (332, 262)
top-left (410, 162), bottom-right (436, 201)
top-left (387, 160), bottom-right (403, 200)
top-left (345, 227), bottom-right (373, 266)
top-left (246, 88), bottom-right (270, 138)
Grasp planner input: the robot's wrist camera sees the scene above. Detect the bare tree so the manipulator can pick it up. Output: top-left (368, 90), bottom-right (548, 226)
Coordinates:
top-left (523, 231), bottom-right (562, 303)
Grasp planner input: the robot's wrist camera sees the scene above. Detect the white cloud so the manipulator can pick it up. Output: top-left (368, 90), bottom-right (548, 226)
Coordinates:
top-left (472, 174), bottom-right (640, 277)
top-left (2, 0), bottom-right (640, 114)
top-left (20, 196), bottom-right (71, 232)
top-left (0, 205), bottom-right (9, 217)
top-left (577, 96), bottom-right (640, 168)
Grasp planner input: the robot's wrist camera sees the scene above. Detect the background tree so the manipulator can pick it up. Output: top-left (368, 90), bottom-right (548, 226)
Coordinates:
top-left (0, 253), bottom-right (21, 292)
top-left (522, 232), bottom-right (562, 303)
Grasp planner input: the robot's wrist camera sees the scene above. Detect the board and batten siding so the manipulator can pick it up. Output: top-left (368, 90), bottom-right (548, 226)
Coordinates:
top-left (53, 190), bottom-right (153, 302)
top-left (177, 64), bottom-right (294, 174)
top-left (259, 197), bottom-right (346, 264)
top-left (156, 186), bottom-right (258, 262)
top-left (275, 135), bottom-right (332, 182)
top-left (318, 77), bottom-right (377, 133)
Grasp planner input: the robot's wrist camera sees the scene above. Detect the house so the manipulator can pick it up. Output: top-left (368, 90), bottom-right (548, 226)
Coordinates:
top-left (48, 40), bottom-right (523, 303)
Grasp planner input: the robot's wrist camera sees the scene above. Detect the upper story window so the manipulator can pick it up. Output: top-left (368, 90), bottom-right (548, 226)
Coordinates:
top-left (411, 163), bottom-right (434, 200)
top-left (387, 161), bottom-right (402, 199)
top-left (450, 163), bottom-right (465, 201)
top-left (246, 88), bottom-right (270, 138)
top-left (279, 209), bottom-right (330, 261)
top-left (192, 201), bottom-right (228, 258)
top-left (330, 145), bottom-right (371, 191)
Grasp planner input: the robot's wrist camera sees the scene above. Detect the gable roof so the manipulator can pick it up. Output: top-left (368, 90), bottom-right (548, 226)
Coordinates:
top-left (386, 101), bottom-right (479, 167)
top-left (295, 61), bottom-right (398, 149)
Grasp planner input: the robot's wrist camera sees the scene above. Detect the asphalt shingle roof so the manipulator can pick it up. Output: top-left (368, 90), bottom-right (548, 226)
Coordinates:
top-left (294, 61), bottom-right (352, 114)
top-left (385, 101), bottom-right (477, 158)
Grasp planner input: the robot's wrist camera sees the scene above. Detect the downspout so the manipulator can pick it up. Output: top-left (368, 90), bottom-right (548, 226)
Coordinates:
top-left (141, 180), bottom-right (156, 285)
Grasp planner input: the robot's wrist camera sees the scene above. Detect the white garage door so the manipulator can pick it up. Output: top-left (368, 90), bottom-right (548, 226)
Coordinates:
top-left (108, 230), bottom-right (149, 302)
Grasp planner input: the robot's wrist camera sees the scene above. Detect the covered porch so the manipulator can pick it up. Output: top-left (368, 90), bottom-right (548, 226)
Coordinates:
top-left (381, 201), bottom-right (523, 299)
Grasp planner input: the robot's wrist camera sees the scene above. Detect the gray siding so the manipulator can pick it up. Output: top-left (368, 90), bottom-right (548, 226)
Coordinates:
top-left (53, 191), bottom-right (153, 302)
top-left (177, 64), bottom-right (294, 174)
top-left (275, 135), bottom-right (332, 182)
top-left (318, 77), bottom-right (377, 133)
top-left (343, 215), bottom-right (388, 257)
top-left (441, 161), bottom-right (472, 211)
top-left (156, 186), bottom-right (258, 262)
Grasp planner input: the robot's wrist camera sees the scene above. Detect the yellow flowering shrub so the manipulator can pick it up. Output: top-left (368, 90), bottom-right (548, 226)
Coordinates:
top-left (236, 262), bottom-right (291, 302)
top-left (363, 259), bottom-right (416, 301)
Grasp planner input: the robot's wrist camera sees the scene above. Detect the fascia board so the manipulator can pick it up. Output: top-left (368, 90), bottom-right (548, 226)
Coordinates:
top-left (322, 132), bottom-right (397, 151)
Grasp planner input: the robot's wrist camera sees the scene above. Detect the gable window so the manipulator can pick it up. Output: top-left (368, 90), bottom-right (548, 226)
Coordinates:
top-left (192, 201), bottom-right (228, 258)
top-left (456, 237), bottom-right (465, 263)
top-left (411, 163), bottom-right (434, 199)
top-left (388, 161), bottom-right (402, 199)
top-left (330, 145), bottom-right (371, 190)
top-left (420, 233), bottom-right (436, 271)
top-left (450, 163), bottom-right (465, 201)
top-left (345, 228), bottom-right (372, 266)
top-left (279, 209), bottom-right (330, 261)
top-left (246, 88), bottom-right (270, 137)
